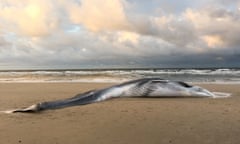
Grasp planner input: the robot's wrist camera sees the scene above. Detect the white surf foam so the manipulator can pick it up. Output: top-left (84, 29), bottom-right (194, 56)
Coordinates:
top-left (0, 68), bottom-right (240, 83)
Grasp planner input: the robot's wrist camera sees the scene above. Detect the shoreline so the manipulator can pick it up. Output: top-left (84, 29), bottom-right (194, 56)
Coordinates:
top-left (1, 68), bottom-right (240, 84)
top-left (0, 82), bottom-right (239, 144)
top-left (0, 81), bottom-right (240, 84)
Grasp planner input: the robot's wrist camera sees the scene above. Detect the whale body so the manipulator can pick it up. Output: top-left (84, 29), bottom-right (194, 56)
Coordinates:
top-left (6, 78), bottom-right (226, 113)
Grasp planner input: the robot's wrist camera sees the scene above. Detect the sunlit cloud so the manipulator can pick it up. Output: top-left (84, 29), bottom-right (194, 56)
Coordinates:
top-left (201, 35), bottom-right (224, 48)
top-left (116, 31), bottom-right (139, 45)
top-left (66, 0), bottom-right (130, 32)
top-left (0, 0), bottom-right (240, 68)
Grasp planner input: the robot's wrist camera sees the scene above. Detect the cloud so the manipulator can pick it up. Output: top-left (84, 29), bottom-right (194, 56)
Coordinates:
top-left (66, 0), bottom-right (131, 32)
top-left (201, 35), bottom-right (224, 48)
top-left (122, 5), bottom-right (240, 55)
top-left (0, 0), bottom-right (60, 37)
top-left (0, 36), bottom-right (9, 46)
top-left (0, 0), bottom-right (131, 35)
top-left (116, 31), bottom-right (139, 45)
top-left (0, 0), bottom-right (240, 68)
top-left (184, 7), bottom-right (240, 49)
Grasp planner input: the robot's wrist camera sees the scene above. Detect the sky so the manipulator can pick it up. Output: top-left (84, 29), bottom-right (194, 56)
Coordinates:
top-left (0, 0), bottom-right (240, 69)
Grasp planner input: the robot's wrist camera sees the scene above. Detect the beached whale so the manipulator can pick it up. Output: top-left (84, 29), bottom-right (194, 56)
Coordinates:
top-left (4, 78), bottom-right (230, 113)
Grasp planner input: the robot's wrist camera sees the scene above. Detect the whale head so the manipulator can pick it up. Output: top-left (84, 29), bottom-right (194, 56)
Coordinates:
top-left (188, 86), bottom-right (215, 97)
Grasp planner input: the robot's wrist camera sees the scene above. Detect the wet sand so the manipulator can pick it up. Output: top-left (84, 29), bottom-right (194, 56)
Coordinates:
top-left (0, 83), bottom-right (240, 144)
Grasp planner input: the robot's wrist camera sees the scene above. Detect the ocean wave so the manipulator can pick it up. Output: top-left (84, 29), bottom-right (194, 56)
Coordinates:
top-left (0, 68), bottom-right (239, 83)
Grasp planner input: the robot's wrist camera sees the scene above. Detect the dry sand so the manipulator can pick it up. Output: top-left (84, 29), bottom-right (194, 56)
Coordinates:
top-left (0, 83), bottom-right (240, 144)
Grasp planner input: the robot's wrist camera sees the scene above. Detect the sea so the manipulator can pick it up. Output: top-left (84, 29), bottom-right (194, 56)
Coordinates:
top-left (0, 68), bottom-right (240, 84)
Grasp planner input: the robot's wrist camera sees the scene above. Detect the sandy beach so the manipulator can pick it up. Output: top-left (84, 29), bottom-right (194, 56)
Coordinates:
top-left (0, 82), bottom-right (240, 144)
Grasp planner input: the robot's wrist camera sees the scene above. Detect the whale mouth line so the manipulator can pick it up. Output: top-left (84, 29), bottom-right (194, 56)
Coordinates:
top-left (212, 92), bottom-right (232, 98)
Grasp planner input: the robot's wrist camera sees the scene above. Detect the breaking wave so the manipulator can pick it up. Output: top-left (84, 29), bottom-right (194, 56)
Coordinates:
top-left (0, 68), bottom-right (240, 83)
